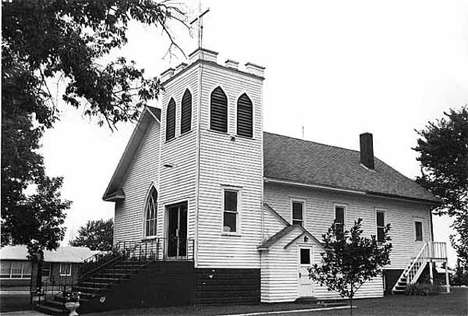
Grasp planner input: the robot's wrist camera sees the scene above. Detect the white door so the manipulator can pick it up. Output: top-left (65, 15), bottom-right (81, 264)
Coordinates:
top-left (298, 246), bottom-right (314, 297)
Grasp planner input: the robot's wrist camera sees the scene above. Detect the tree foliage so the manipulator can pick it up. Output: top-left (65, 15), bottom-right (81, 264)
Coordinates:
top-left (1, 0), bottom-right (187, 257)
top-left (2, 0), bottom-right (187, 129)
top-left (308, 219), bottom-right (392, 315)
top-left (1, 62), bottom-right (71, 255)
top-left (413, 106), bottom-right (468, 268)
top-left (70, 218), bottom-right (114, 251)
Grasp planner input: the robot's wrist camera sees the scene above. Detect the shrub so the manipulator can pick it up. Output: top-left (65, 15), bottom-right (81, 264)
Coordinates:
top-left (405, 283), bottom-right (441, 296)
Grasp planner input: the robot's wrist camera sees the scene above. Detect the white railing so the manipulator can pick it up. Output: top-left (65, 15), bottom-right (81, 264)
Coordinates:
top-left (405, 243), bottom-right (428, 284)
top-left (404, 242), bottom-right (447, 284)
top-left (426, 242), bottom-right (447, 260)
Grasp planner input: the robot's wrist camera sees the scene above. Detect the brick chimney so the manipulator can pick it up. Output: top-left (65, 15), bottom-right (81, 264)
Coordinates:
top-left (360, 133), bottom-right (374, 169)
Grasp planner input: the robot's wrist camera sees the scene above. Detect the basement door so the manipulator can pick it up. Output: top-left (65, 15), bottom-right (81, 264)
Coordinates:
top-left (167, 203), bottom-right (187, 258)
top-left (298, 246), bottom-right (314, 297)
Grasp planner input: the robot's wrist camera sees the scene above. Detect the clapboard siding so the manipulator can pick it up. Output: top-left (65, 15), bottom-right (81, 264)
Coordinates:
top-left (114, 120), bottom-right (160, 243)
top-left (264, 182), bottom-right (432, 270)
top-left (197, 63), bottom-right (264, 268)
top-left (159, 66), bottom-right (199, 242)
top-left (260, 226), bottom-right (317, 302)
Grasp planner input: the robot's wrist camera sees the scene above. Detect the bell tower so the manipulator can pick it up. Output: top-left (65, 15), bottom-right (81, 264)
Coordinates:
top-left (159, 48), bottom-right (265, 269)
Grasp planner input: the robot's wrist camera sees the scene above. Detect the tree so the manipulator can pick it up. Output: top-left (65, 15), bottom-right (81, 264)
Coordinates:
top-left (2, 0), bottom-right (187, 257)
top-left (2, 0), bottom-right (187, 129)
top-left (70, 219), bottom-right (114, 251)
top-left (413, 106), bottom-right (468, 270)
top-left (1, 62), bottom-right (71, 254)
top-left (308, 219), bottom-right (392, 315)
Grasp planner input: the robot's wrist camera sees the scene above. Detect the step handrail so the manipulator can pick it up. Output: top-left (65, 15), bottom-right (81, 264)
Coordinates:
top-left (404, 242), bottom-right (427, 278)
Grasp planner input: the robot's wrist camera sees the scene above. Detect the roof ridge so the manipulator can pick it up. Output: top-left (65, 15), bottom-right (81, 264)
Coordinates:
top-left (263, 131), bottom-right (361, 155)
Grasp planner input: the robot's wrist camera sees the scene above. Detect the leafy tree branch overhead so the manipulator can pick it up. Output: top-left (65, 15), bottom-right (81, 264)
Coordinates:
top-left (2, 0), bottom-right (188, 129)
top-left (1, 0), bottom-right (189, 256)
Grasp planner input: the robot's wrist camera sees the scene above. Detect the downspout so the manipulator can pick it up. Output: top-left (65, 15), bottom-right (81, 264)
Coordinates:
top-left (429, 208), bottom-right (434, 242)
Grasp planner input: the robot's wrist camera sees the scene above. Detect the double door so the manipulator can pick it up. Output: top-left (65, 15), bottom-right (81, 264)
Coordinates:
top-left (167, 203), bottom-right (187, 258)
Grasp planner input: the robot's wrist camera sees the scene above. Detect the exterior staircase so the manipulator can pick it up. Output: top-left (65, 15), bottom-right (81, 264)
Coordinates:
top-left (35, 259), bottom-right (147, 315)
top-left (34, 238), bottom-right (195, 315)
top-left (392, 242), bottom-right (447, 294)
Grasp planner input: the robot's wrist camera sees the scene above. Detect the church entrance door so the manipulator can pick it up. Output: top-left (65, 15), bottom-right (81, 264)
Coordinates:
top-left (167, 203), bottom-right (188, 258)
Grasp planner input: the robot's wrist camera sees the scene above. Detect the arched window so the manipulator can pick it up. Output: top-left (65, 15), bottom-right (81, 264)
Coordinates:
top-left (210, 87), bottom-right (228, 132)
top-left (166, 98), bottom-right (176, 141)
top-left (144, 187), bottom-right (158, 237)
top-left (237, 93), bottom-right (253, 138)
top-left (181, 89), bottom-right (192, 134)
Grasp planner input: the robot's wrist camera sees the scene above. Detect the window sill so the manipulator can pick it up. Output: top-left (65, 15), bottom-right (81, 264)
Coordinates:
top-left (221, 233), bottom-right (242, 237)
top-left (235, 134), bottom-right (255, 140)
top-left (142, 236), bottom-right (158, 242)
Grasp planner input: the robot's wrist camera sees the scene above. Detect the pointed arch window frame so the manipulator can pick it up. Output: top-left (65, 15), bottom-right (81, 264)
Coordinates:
top-left (166, 98), bottom-right (176, 141)
top-left (236, 93), bottom-right (253, 138)
top-left (210, 86), bottom-right (228, 133)
top-left (181, 89), bottom-right (192, 135)
top-left (144, 186), bottom-right (158, 238)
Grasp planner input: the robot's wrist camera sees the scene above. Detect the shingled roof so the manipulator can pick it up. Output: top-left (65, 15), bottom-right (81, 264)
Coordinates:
top-left (263, 132), bottom-right (439, 204)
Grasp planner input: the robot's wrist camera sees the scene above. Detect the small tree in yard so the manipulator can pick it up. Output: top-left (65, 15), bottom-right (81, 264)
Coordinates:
top-left (308, 218), bottom-right (392, 315)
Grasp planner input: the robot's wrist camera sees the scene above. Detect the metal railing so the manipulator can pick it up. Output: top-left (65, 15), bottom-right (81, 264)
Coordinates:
top-left (33, 238), bottom-right (195, 307)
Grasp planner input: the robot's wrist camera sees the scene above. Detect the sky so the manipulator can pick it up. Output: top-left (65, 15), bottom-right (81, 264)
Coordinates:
top-left (41, 0), bottom-right (468, 266)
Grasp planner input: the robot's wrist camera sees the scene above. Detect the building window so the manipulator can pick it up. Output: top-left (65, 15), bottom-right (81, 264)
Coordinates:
top-left (237, 93), bottom-right (253, 138)
top-left (166, 98), bottom-right (176, 141)
top-left (415, 221), bottom-right (423, 241)
top-left (42, 262), bottom-right (51, 278)
top-left (223, 189), bottom-right (238, 233)
top-left (59, 263), bottom-right (72, 276)
top-left (181, 89), bottom-right (192, 134)
top-left (292, 201), bottom-right (304, 226)
top-left (335, 205), bottom-right (346, 231)
top-left (376, 210), bottom-right (386, 242)
top-left (0, 262), bottom-right (31, 279)
top-left (145, 187), bottom-right (158, 237)
top-left (210, 87), bottom-right (228, 132)
top-left (300, 248), bottom-right (311, 265)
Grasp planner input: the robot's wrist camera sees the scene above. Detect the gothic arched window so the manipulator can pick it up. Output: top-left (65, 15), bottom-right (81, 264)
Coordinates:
top-left (144, 187), bottom-right (158, 237)
top-left (181, 89), bottom-right (192, 134)
top-left (210, 87), bottom-right (228, 132)
top-left (166, 98), bottom-right (176, 141)
top-left (237, 93), bottom-right (253, 138)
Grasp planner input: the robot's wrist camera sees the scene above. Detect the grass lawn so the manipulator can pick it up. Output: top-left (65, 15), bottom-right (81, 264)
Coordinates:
top-left (87, 287), bottom-right (467, 316)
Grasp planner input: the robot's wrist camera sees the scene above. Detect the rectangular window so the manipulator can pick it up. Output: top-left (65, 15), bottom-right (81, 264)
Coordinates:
top-left (376, 210), bottom-right (385, 242)
top-left (415, 221), bottom-right (423, 241)
top-left (292, 201), bottom-right (304, 226)
top-left (0, 261), bottom-right (11, 278)
top-left (11, 262), bottom-right (23, 278)
top-left (42, 262), bottom-right (51, 278)
top-left (300, 248), bottom-right (311, 265)
top-left (59, 263), bottom-right (72, 276)
top-left (335, 205), bottom-right (345, 231)
top-left (223, 190), bottom-right (238, 233)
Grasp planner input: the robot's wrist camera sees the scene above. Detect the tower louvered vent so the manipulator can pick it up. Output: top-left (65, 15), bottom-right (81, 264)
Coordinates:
top-left (181, 89), bottom-right (192, 134)
top-left (237, 93), bottom-right (253, 138)
top-left (166, 98), bottom-right (176, 141)
top-left (210, 87), bottom-right (228, 132)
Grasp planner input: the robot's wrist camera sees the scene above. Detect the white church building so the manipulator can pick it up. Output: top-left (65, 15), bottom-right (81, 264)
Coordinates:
top-left (103, 48), bottom-right (446, 304)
